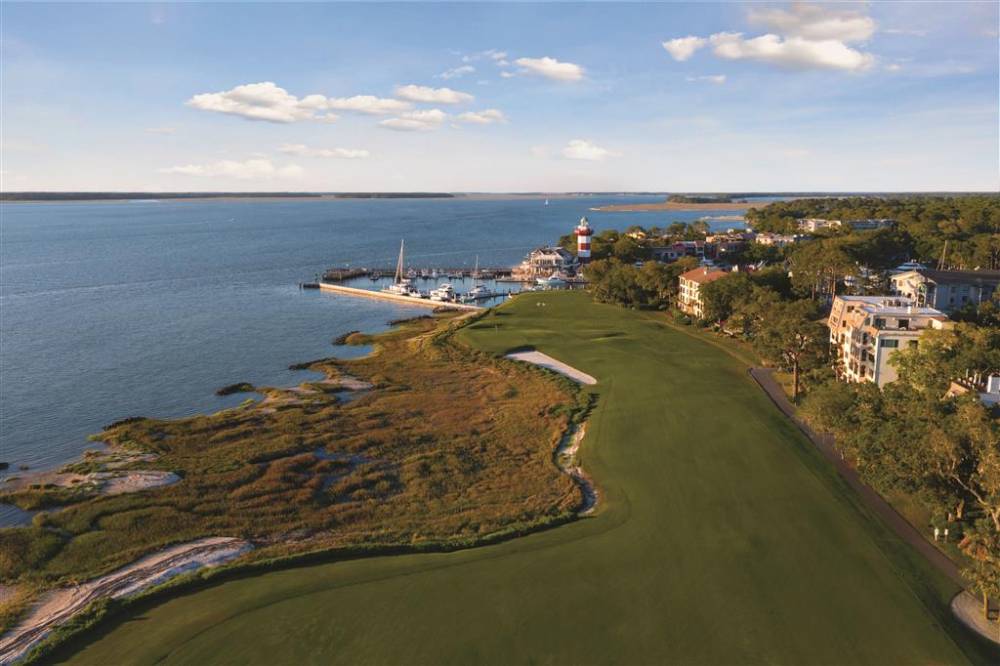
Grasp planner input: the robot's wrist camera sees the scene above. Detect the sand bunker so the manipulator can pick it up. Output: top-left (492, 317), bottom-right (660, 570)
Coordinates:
top-left (505, 351), bottom-right (597, 385)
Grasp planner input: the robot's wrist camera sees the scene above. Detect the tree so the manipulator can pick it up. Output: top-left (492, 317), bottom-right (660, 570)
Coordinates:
top-left (699, 272), bottom-right (754, 325)
top-left (890, 324), bottom-right (1000, 395)
top-left (636, 257), bottom-right (697, 309)
top-left (751, 299), bottom-right (828, 399)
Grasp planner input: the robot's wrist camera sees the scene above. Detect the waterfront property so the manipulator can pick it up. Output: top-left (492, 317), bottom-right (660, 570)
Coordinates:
top-left (828, 295), bottom-right (951, 387)
top-left (510, 246), bottom-right (578, 281)
top-left (678, 266), bottom-right (729, 318)
top-left (59, 292), bottom-right (978, 665)
top-left (890, 268), bottom-right (1000, 314)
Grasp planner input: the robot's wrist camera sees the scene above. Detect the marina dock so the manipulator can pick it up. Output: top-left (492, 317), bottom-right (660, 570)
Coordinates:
top-left (317, 283), bottom-right (484, 310)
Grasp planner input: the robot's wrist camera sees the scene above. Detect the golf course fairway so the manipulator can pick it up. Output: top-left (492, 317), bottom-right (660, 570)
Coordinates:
top-left (56, 292), bottom-right (986, 665)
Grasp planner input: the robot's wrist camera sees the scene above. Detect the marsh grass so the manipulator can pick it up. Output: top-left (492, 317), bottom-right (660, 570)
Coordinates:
top-left (0, 311), bottom-right (586, 631)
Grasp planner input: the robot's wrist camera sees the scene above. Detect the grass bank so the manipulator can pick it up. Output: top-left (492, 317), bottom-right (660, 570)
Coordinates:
top-left (53, 291), bottom-right (994, 664)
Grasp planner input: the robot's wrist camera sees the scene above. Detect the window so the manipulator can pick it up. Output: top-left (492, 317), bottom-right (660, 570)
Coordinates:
top-left (908, 340), bottom-right (918, 349)
top-left (879, 338), bottom-right (899, 348)
top-left (898, 318), bottom-right (909, 330)
top-left (874, 318), bottom-right (885, 328)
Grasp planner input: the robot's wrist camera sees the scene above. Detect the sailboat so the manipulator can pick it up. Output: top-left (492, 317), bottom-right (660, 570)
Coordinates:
top-left (383, 240), bottom-right (421, 297)
top-left (544, 199), bottom-right (550, 206)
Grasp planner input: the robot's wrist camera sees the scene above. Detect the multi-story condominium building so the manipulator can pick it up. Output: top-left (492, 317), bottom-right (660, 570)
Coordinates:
top-left (754, 232), bottom-right (804, 247)
top-left (828, 295), bottom-right (951, 387)
top-left (511, 246), bottom-right (577, 281)
top-left (678, 267), bottom-right (729, 319)
top-left (890, 268), bottom-right (1000, 313)
top-left (797, 218), bottom-right (842, 233)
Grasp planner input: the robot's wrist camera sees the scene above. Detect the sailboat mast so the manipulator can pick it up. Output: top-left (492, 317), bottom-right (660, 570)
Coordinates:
top-left (395, 240), bottom-right (405, 283)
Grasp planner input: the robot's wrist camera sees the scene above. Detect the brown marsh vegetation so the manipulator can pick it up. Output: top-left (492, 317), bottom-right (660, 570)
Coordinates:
top-left (0, 311), bottom-right (588, 630)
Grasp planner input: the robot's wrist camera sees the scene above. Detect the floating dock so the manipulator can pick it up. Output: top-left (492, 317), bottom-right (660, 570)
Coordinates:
top-left (317, 283), bottom-right (483, 310)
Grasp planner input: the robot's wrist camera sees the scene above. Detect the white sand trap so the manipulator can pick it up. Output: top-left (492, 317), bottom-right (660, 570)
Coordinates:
top-left (505, 351), bottom-right (597, 385)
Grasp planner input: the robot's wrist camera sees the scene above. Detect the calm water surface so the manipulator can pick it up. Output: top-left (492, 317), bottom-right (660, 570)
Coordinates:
top-left (1, 196), bottom-right (741, 474)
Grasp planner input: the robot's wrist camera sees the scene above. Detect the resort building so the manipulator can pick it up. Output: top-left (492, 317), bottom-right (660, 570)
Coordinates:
top-left (947, 374), bottom-right (1000, 409)
top-left (705, 232), bottom-right (753, 257)
top-left (754, 232), bottom-right (804, 247)
top-left (511, 246), bottom-right (577, 281)
top-left (678, 267), bottom-right (729, 319)
top-left (890, 268), bottom-right (1000, 313)
top-left (798, 218), bottom-right (842, 233)
top-left (650, 240), bottom-right (708, 262)
top-left (828, 295), bottom-right (951, 387)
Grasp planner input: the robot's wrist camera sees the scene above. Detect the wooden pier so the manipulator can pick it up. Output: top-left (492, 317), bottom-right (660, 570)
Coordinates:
top-left (317, 283), bottom-right (483, 310)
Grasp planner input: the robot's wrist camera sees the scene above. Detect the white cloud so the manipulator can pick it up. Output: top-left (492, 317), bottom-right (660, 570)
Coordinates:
top-left (885, 63), bottom-right (903, 72)
top-left (325, 95), bottom-right (411, 115)
top-left (455, 109), bottom-right (507, 125)
top-left (747, 4), bottom-right (875, 42)
top-left (664, 5), bottom-right (877, 73)
top-left (686, 74), bottom-right (727, 84)
top-left (709, 32), bottom-right (875, 71)
top-left (486, 49), bottom-right (507, 61)
top-left (500, 71), bottom-right (516, 79)
top-left (394, 85), bottom-right (473, 104)
top-left (662, 36), bottom-right (707, 61)
top-left (278, 143), bottom-right (370, 159)
top-left (187, 82), bottom-right (334, 123)
top-left (378, 109), bottom-right (449, 132)
top-left (514, 56), bottom-right (585, 82)
top-left (160, 158), bottom-right (303, 180)
top-left (562, 139), bottom-right (618, 161)
top-left (438, 65), bottom-right (475, 80)
top-left (187, 83), bottom-right (414, 122)
top-left (144, 126), bottom-right (176, 135)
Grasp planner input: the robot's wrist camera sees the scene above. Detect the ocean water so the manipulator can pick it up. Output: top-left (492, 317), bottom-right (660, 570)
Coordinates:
top-left (0, 196), bottom-right (741, 476)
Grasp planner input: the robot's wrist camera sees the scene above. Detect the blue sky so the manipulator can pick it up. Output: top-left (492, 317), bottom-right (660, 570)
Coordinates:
top-left (2, 2), bottom-right (998, 191)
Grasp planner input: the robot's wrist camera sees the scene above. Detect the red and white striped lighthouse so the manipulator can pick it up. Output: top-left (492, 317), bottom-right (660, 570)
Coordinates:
top-left (574, 216), bottom-right (593, 263)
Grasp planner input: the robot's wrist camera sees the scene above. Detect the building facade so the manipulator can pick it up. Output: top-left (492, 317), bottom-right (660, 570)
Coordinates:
top-left (890, 268), bottom-right (1000, 313)
top-left (828, 295), bottom-right (951, 387)
top-left (511, 247), bottom-right (577, 281)
top-left (797, 218), bottom-right (842, 233)
top-left (678, 267), bottom-right (729, 319)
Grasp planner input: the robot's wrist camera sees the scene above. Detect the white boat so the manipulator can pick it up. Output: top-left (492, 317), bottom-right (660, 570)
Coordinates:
top-left (383, 240), bottom-right (422, 297)
top-left (466, 284), bottom-right (491, 299)
top-left (429, 283), bottom-right (456, 302)
top-left (544, 199), bottom-right (550, 206)
top-left (536, 272), bottom-right (567, 288)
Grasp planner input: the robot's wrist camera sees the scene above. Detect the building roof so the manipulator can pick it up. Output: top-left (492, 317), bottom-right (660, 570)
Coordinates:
top-left (896, 268), bottom-right (1000, 285)
top-left (680, 267), bottom-right (729, 284)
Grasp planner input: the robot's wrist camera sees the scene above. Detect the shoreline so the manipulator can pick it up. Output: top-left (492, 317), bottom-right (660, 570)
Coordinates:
top-left (0, 309), bottom-right (593, 662)
top-left (591, 201), bottom-right (767, 212)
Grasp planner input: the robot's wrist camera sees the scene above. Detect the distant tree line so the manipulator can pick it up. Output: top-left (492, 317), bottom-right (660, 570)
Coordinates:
top-left (746, 195), bottom-right (1000, 270)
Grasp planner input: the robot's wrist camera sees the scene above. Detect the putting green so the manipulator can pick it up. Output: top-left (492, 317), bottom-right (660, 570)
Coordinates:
top-left (60, 292), bottom-right (977, 664)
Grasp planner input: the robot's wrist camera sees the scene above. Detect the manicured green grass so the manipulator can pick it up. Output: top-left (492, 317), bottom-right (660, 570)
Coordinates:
top-left (58, 292), bottom-right (985, 664)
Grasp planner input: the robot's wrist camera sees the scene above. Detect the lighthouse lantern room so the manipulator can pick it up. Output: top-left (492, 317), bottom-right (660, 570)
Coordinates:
top-left (574, 217), bottom-right (593, 263)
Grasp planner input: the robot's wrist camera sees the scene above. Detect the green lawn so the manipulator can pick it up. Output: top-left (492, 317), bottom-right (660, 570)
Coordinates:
top-left (57, 291), bottom-right (985, 665)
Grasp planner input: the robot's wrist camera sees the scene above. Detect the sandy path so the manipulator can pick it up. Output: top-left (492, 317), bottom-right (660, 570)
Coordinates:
top-left (505, 351), bottom-right (597, 385)
top-left (0, 537), bottom-right (252, 664)
top-left (951, 591), bottom-right (999, 645)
